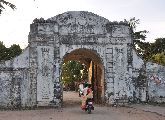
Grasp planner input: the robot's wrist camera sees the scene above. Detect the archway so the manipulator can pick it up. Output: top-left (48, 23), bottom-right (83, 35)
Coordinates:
top-left (61, 48), bottom-right (105, 106)
top-left (0, 11), bottom-right (136, 108)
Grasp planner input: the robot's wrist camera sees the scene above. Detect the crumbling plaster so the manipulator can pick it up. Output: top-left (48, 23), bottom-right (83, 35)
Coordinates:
top-left (132, 50), bottom-right (146, 102)
top-left (146, 62), bottom-right (165, 102)
top-left (0, 48), bottom-right (30, 107)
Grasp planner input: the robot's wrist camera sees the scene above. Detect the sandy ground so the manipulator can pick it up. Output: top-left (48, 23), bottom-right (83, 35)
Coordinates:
top-left (0, 91), bottom-right (165, 120)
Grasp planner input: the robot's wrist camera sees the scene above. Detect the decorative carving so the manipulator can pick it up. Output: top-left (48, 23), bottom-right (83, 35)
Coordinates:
top-left (127, 43), bottom-right (133, 64)
top-left (29, 46), bottom-right (38, 106)
top-left (114, 47), bottom-right (124, 67)
top-left (112, 25), bottom-right (130, 37)
top-left (48, 11), bottom-right (108, 35)
top-left (60, 35), bottom-right (98, 44)
top-left (41, 48), bottom-right (50, 77)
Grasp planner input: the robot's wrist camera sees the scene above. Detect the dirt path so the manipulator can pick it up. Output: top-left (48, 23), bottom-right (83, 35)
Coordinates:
top-left (0, 91), bottom-right (165, 120)
top-left (63, 91), bottom-right (81, 107)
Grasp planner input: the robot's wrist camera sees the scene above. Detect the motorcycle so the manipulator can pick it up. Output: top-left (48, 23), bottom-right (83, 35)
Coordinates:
top-left (85, 98), bottom-right (94, 114)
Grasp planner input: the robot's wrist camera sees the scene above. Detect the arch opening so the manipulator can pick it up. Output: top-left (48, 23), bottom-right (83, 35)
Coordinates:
top-left (61, 48), bottom-right (105, 106)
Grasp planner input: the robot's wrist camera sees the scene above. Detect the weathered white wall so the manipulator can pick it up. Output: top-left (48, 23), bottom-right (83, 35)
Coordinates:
top-left (37, 46), bottom-right (54, 106)
top-left (132, 50), bottom-right (144, 69)
top-left (146, 62), bottom-right (165, 102)
top-left (0, 48), bottom-right (30, 107)
top-left (0, 47), bottom-right (29, 69)
top-left (0, 72), bottom-right (11, 107)
top-left (13, 47), bottom-right (29, 68)
top-left (113, 45), bottom-right (132, 97)
top-left (132, 50), bottom-right (146, 102)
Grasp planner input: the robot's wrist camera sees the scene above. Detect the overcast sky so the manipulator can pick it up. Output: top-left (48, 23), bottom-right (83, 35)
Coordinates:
top-left (0, 0), bottom-right (165, 48)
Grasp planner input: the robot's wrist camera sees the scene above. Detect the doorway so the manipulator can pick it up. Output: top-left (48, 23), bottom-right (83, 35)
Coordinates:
top-left (61, 48), bottom-right (105, 106)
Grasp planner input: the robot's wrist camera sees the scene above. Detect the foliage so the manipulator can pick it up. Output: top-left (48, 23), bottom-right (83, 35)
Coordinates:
top-left (150, 38), bottom-right (165, 55)
top-left (136, 41), bottom-right (152, 61)
top-left (127, 18), bottom-right (165, 65)
top-left (128, 17), bottom-right (148, 43)
top-left (0, 0), bottom-right (16, 14)
top-left (127, 17), bottom-right (149, 60)
top-left (127, 17), bottom-right (140, 32)
top-left (61, 60), bottom-right (88, 84)
top-left (0, 41), bottom-right (22, 61)
top-left (135, 38), bottom-right (165, 65)
top-left (0, 41), bottom-right (7, 61)
top-left (151, 52), bottom-right (165, 66)
top-left (8, 44), bottom-right (22, 59)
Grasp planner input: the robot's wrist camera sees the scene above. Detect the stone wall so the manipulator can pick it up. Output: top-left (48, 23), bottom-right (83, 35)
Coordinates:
top-left (132, 50), bottom-right (147, 102)
top-left (146, 62), bottom-right (165, 103)
top-left (0, 48), bottom-right (30, 108)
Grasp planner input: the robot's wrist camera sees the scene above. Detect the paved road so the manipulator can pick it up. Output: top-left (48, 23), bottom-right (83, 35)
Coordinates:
top-left (0, 91), bottom-right (165, 120)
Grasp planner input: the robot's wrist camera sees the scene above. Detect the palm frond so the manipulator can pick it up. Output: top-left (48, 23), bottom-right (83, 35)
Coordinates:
top-left (0, 0), bottom-right (16, 14)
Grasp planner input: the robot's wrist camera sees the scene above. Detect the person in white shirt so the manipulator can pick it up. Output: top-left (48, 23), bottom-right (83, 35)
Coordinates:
top-left (78, 82), bottom-right (84, 97)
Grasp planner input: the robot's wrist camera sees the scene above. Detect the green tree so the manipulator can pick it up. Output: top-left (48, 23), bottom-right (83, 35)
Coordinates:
top-left (128, 17), bottom-right (148, 44)
top-left (61, 60), bottom-right (88, 84)
top-left (0, 41), bottom-right (22, 61)
top-left (0, 0), bottom-right (16, 14)
top-left (151, 52), bottom-right (165, 66)
top-left (127, 17), bottom-right (149, 61)
top-left (0, 41), bottom-right (7, 61)
top-left (150, 38), bottom-right (165, 54)
top-left (7, 44), bottom-right (22, 59)
top-left (149, 38), bottom-right (165, 65)
top-left (127, 18), bottom-right (165, 65)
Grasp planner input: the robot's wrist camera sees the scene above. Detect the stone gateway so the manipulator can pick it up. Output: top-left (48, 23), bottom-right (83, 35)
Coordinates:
top-left (0, 11), bottom-right (165, 108)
